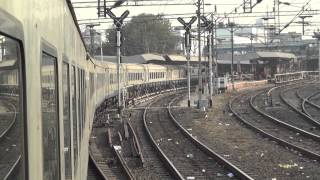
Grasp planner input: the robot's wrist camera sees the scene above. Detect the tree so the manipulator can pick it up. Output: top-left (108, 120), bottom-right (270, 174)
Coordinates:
top-left (104, 14), bottom-right (179, 56)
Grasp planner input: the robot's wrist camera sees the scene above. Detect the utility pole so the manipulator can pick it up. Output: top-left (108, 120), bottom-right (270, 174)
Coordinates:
top-left (86, 24), bottom-right (100, 56)
top-left (298, 15), bottom-right (312, 35)
top-left (229, 22), bottom-right (235, 91)
top-left (200, 16), bottom-right (214, 107)
top-left (197, 0), bottom-right (203, 108)
top-left (177, 16), bottom-right (197, 107)
top-left (105, 8), bottom-right (129, 110)
top-left (98, 31), bottom-right (104, 61)
top-left (211, 14), bottom-right (217, 96)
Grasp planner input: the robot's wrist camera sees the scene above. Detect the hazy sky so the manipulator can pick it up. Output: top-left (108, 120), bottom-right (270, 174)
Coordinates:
top-left (72, 0), bottom-right (320, 36)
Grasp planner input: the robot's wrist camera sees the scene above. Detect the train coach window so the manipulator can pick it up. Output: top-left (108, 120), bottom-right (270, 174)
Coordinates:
top-left (41, 52), bottom-right (60, 180)
top-left (71, 66), bottom-right (78, 174)
top-left (63, 62), bottom-right (72, 180)
top-left (0, 34), bottom-right (25, 179)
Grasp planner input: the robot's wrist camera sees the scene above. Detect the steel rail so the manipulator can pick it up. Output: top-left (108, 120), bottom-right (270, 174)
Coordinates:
top-left (88, 153), bottom-right (109, 180)
top-left (250, 92), bottom-right (320, 142)
top-left (279, 87), bottom-right (320, 128)
top-left (168, 98), bottom-right (254, 180)
top-left (143, 98), bottom-right (185, 180)
top-left (229, 92), bottom-right (320, 162)
top-left (303, 92), bottom-right (320, 111)
top-left (127, 119), bottom-right (145, 165)
top-left (0, 97), bottom-right (17, 140)
top-left (112, 146), bottom-right (136, 180)
top-left (295, 89), bottom-right (320, 117)
top-left (3, 155), bottom-right (21, 180)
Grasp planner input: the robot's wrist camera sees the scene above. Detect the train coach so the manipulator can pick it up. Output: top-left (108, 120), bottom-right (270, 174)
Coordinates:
top-left (0, 1), bottom-right (189, 180)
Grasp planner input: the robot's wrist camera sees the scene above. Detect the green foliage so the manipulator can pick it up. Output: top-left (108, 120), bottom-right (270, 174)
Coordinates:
top-left (103, 13), bottom-right (179, 56)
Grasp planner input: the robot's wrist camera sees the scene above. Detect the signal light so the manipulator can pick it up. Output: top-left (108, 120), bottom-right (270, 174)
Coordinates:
top-left (189, 16), bottom-right (197, 25)
top-left (106, 8), bottom-right (116, 19)
top-left (120, 10), bottom-right (130, 21)
top-left (177, 17), bottom-right (186, 26)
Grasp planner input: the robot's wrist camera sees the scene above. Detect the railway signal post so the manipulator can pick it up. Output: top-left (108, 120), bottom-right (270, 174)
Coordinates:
top-left (106, 8), bottom-right (130, 110)
top-left (177, 16), bottom-right (197, 107)
top-left (200, 16), bottom-right (214, 107)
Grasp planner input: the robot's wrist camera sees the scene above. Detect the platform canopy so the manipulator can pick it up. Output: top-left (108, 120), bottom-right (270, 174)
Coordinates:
top-left (251, 51), bottom-right (296, 61)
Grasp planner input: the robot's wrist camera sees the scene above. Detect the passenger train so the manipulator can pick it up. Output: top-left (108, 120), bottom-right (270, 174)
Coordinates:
top-left (0, 1), bottom-right (189, 180)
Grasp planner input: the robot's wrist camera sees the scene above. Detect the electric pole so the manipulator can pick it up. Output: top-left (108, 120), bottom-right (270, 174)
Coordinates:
top-left (229, 22), bottom-right (235, 91)
top-left (200, 16), bottom-right (214, 107)
top-left (211, 14), bottom-right (218, 96)
top-left (86, 24), bottom-right (100, 56)
top-left (298, 15), bottom-right (312, 35)
top-left (197, 0), bottom-right (203, 108)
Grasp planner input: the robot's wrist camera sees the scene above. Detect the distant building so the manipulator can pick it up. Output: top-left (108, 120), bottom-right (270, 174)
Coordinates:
top-left (82, 27), bottom-right (102, 54)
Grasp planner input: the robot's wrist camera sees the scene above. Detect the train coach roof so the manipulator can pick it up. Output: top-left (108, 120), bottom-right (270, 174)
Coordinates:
top-left (94, 53), bottom-right (165, 64)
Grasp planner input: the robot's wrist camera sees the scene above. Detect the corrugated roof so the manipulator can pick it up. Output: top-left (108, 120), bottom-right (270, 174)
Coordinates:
top-left (167, 55), bottom-right (205, 62)
top-left (255, 51), bottom-right (296, 60)
top-left (217, 60), bottom-right (251, 65)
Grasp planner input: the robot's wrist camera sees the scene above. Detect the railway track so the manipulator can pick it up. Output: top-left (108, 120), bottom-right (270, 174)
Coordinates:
top-left (231, 89), bottom-right (320, 161)
top-left (0, 96), bottom-right (22, 180)
top-left (254, 84), bottom-right (320, 141)
top-left (279, 84), bottom-right (320, 129)
top-left (124, 95), bottom-right (175, 179)
top-left (309, 92), bottom-right (320, 107)
top-left (89, 127), bottom-right (128, 180)
top-left (295, 87), bottom-right (320, 123)
top-left (87, 153), bottom-right (108, 180)
top-left (89, 90), bottom-right (188, 180)
top-left (144, 93), bottom-right (253, 180)
top-left (0, 97), bottom-right (18, 140)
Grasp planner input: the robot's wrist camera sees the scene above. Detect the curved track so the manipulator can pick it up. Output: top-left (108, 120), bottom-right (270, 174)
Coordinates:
top-left (0, 97), bottom-right (17, 140)
top-left (255, 84), bottom-right (320, 141)
top-left (279, 85), bottom-right (320, 130)
top-left (87, 154), bottom-right (108, 180)
top-left (230, 90), bottom-right (320, 161)
top-left (89, 127), bottom-right (128, 180)
top-left (0, 96), bottom-right (22, 180)
top-left (125, 96), bottom-right (175, 180)
top-left (144, 93), bottom-right (253, 180)
top-left (296, 88), bottom-right (320, 122)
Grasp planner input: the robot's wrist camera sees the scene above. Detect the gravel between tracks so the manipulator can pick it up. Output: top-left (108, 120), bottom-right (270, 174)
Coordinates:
top-left (122, 99), bottom-right (175, 180)
top-left (256, 84), bottom-right (320, 136)
top-left (171, 87), bottom-right (320, 180)
top-left (145, 93), bottom-right (235, 179)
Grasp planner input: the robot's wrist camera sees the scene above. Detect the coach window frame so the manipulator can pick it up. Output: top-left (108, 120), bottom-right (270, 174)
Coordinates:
top-left (0, 9), bottom-right (28, 179)
top-left (71, 65), bottom-right (79, 176)
top-left (0, 32), bottom-right (27, 179)
top-left (62, 56), bottom-right (72, 180)
top-left (40, 39), bottom-right (61, 180)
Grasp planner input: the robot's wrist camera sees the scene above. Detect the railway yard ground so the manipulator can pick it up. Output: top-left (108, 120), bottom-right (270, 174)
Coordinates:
top-left (89, 80), bottom-right (320, 180)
